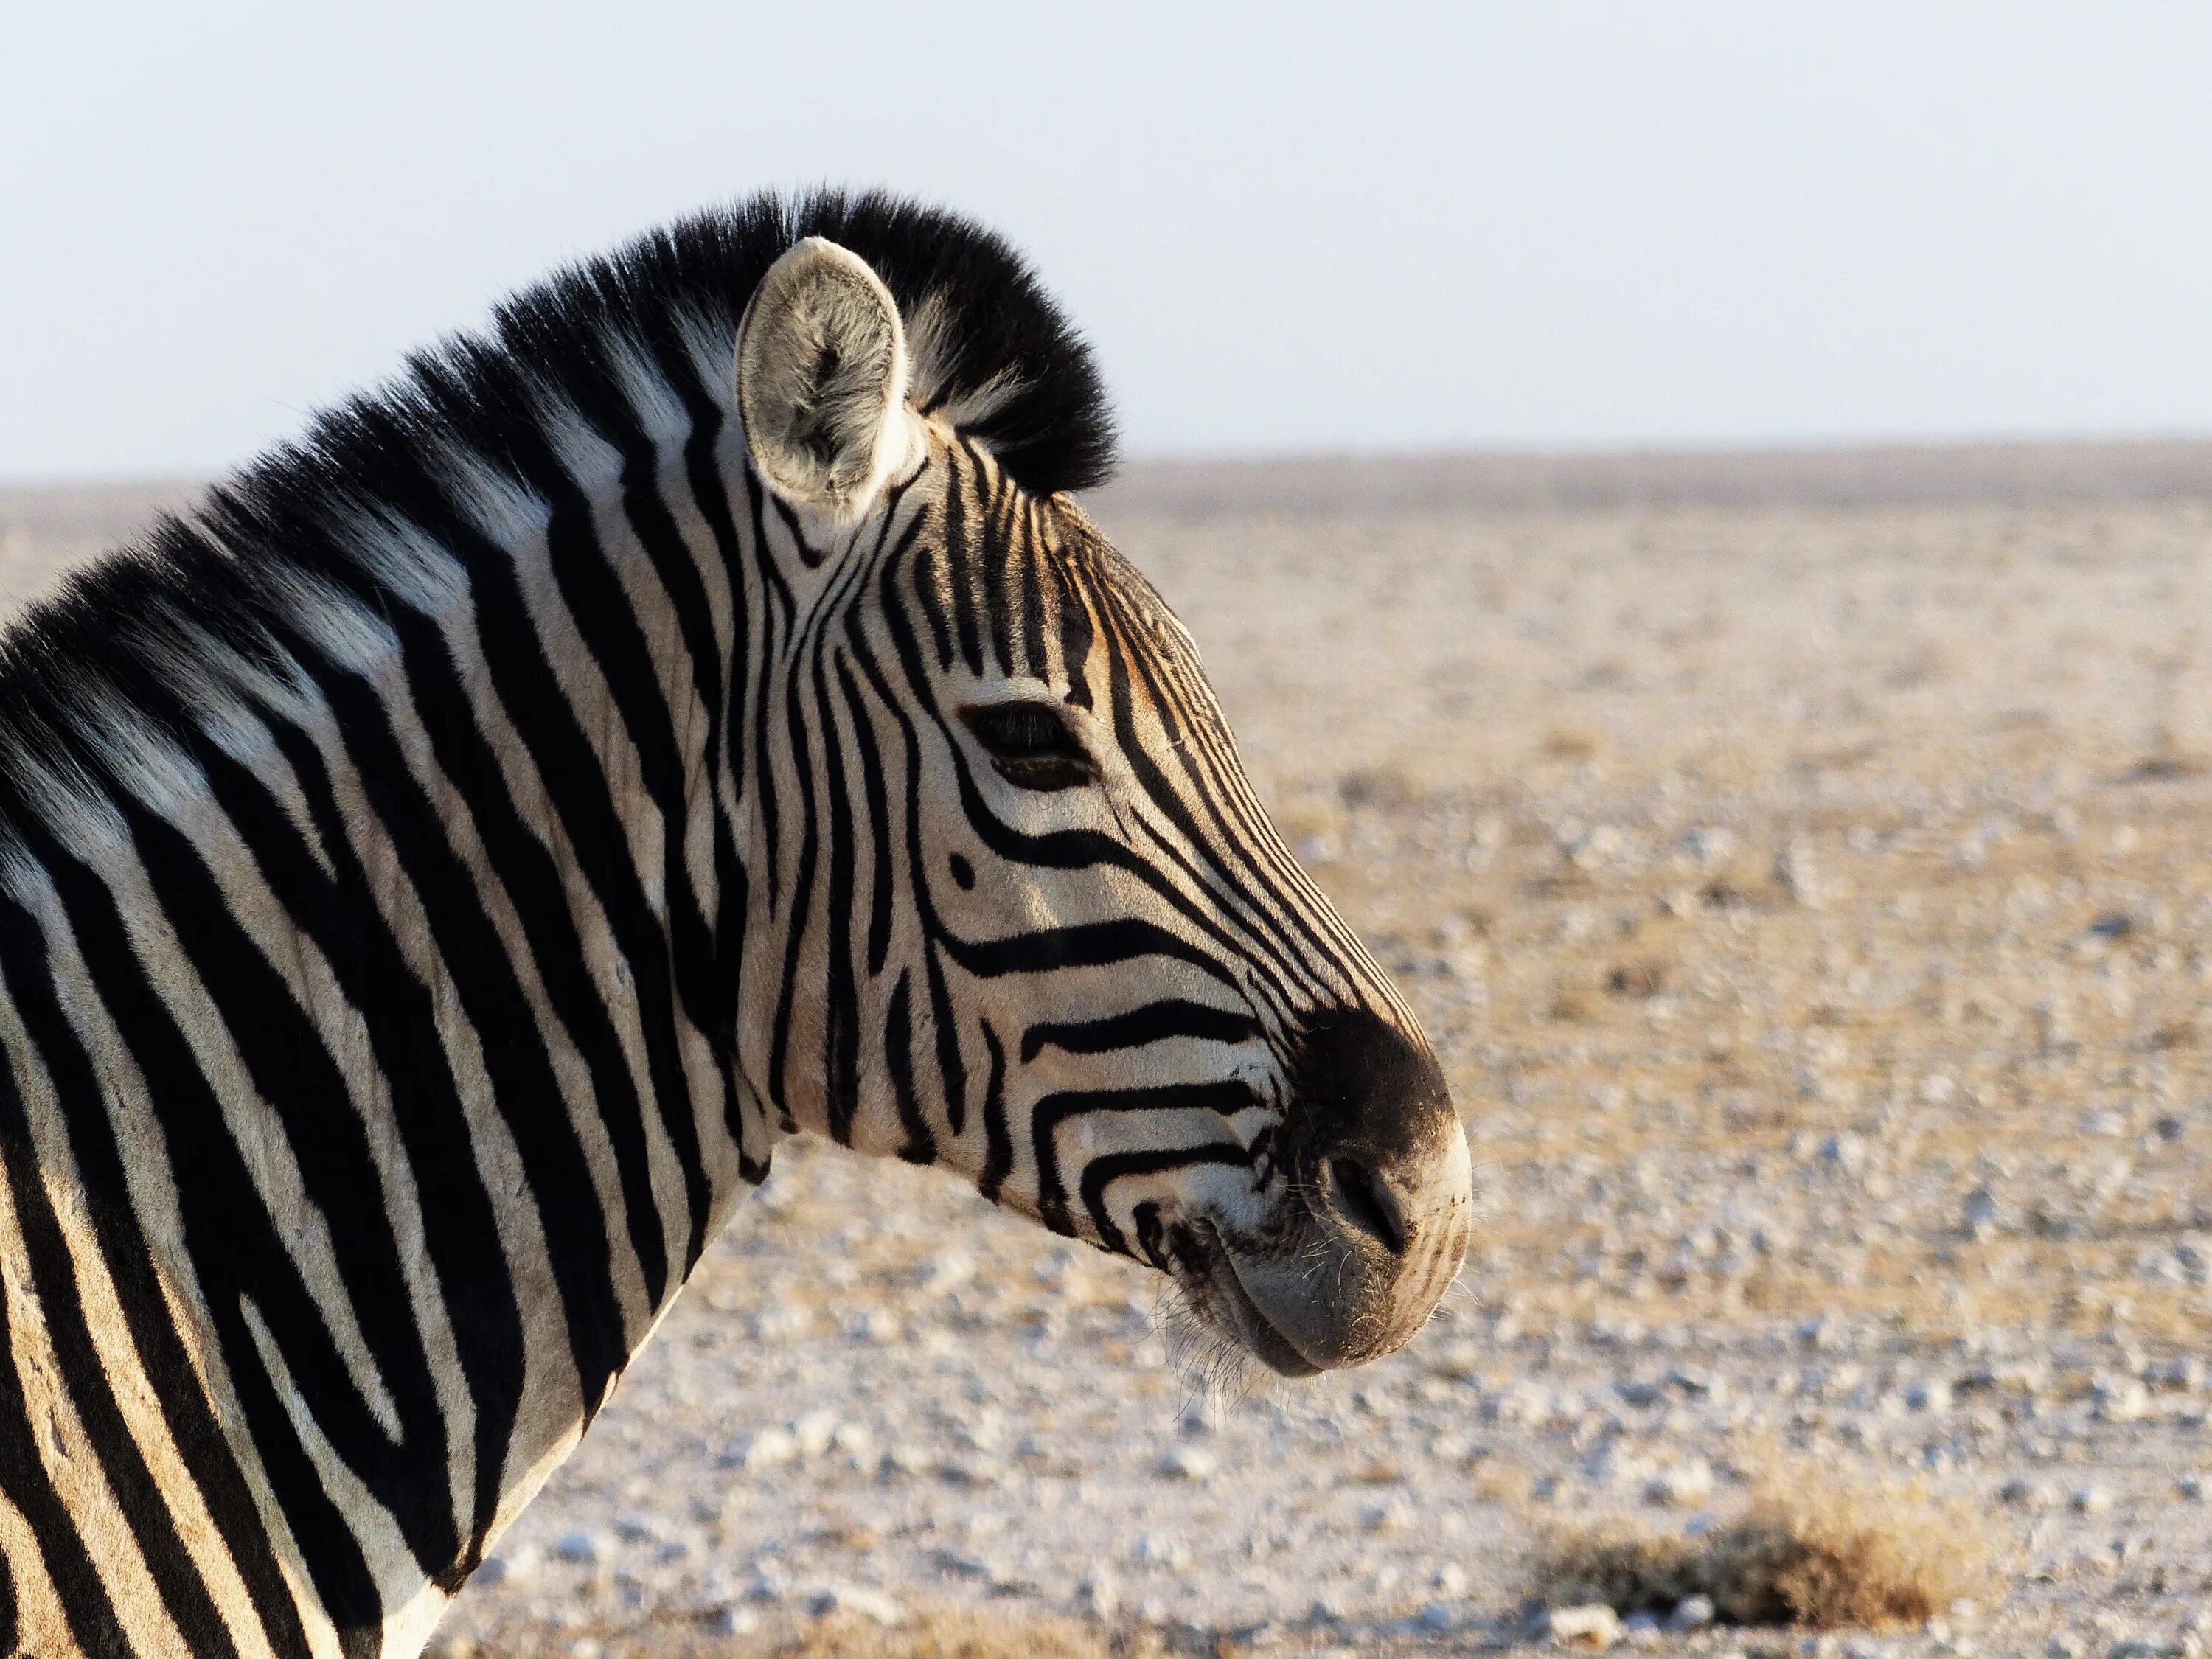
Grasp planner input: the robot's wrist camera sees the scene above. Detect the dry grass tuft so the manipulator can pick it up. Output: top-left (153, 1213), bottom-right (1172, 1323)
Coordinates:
top-left (1531, 1470), bottom-right (2000, 1630)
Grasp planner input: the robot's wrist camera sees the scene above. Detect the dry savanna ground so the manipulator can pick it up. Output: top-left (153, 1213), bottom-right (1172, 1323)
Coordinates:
top-left (4, 445), bottom-right (2211, 1659)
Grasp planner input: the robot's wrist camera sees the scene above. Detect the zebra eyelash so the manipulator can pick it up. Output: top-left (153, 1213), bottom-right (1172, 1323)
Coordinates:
top-left (958, 699), bottom-right (1096, 792)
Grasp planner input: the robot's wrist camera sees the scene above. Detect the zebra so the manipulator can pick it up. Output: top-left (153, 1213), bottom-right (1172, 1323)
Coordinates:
top-left (0, 190), bottom-right (1474, 1659)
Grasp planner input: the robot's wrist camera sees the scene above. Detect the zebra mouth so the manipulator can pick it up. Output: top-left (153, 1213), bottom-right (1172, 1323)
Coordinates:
top-left (1178, 1221), bottom-right (1324, 1379)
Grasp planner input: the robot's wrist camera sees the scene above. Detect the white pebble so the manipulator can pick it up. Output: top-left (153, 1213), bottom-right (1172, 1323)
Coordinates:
top-left (723, 1426), bottom-right (800, 1471)
top-left (1666, 1594), bottom-right (1715, 1632)
top-left (2093, 1378), bottom-right (2152, 1424)
top-left (1544, 1601), bottom-right (1623, 1649)
top-left (1645, 1458), bottom-right (1715, 1506)
top-left (1907, 1380), bottom-right (1952, 1413)
top-left (1155, 1444), bottom-right (1217, 1481)
top-left (793, 1410), bottom-right (839, 1457)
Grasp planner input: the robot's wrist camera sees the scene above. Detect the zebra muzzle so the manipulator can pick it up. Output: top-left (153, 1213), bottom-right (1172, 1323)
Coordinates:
top-left (1173, 1008), bottom-right (1475, 1374)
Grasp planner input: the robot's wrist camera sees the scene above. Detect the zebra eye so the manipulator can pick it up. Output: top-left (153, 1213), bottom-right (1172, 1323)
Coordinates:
top-left (960, 700), bottom-right (1097, 792)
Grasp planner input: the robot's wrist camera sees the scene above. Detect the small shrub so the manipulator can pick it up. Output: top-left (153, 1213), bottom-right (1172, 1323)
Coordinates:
top-left (1530, 1470), bottom-right (1999, 1630)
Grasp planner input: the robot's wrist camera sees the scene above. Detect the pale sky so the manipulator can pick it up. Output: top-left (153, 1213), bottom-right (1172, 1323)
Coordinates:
top-left (5, 3), bottom-right (2211, 479)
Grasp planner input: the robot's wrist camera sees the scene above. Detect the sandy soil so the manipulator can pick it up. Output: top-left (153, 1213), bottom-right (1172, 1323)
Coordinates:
top-left (4, 450), bottom-right (2210, 1659)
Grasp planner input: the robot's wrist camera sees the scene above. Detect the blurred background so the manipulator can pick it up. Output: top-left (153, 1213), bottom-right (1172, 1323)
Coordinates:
top-left (7, 7), bottom-right (2212, 1658)
top-left (5, 2), bottom-right (2212, 476)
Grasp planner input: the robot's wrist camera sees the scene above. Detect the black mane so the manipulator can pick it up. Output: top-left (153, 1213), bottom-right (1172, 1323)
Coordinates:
top-left (565, 189), bottom-right (1118, 495)
top-left (0, 191), bottom-right (1116, 832)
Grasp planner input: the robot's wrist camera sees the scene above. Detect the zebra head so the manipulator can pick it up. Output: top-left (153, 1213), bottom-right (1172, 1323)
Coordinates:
top-left (729, 230), bottom-right (1472, 1376)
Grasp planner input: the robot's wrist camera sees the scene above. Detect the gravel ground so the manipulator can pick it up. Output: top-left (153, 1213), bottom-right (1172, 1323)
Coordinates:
top-left (5, 453), bottom-right (2212, 1659)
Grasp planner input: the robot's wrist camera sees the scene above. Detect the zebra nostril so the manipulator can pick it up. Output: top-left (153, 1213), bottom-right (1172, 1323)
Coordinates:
top-left (1284, 1008), bottom-right (1453, 1245)
top-left (1325, 1155), bottom-right (1407, 1256)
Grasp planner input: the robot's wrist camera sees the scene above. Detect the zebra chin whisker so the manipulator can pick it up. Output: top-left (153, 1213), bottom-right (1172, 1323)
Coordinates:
top-left (1435, 1274), bottom-right (1481, 1316)
top-left (1149, 1277), bottom-right (1278, 1413)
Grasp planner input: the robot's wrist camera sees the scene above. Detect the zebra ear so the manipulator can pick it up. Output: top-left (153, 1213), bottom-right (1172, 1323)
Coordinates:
top-left (736, 237), bottom-right (917, 523)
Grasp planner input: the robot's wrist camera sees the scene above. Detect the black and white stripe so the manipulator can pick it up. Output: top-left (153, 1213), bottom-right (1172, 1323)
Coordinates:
top-left (0, 190), bottom-right (1470, 1659)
